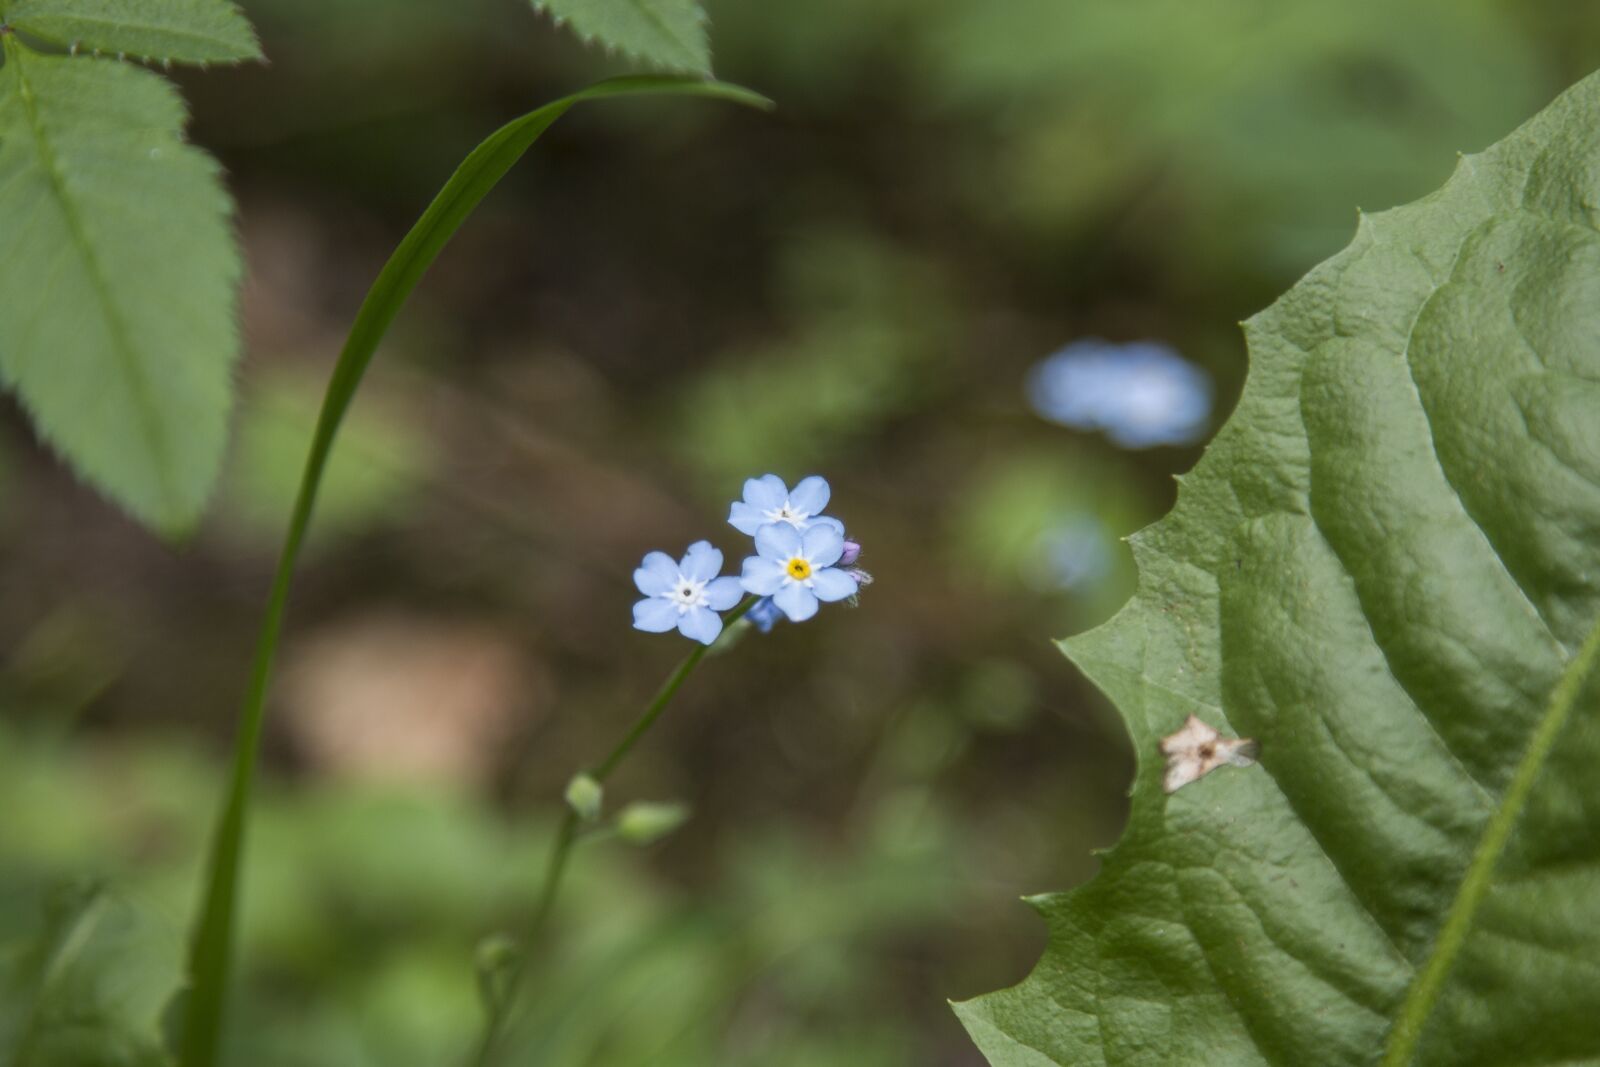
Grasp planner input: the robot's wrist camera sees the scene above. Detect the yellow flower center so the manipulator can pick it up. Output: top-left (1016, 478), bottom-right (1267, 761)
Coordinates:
top-left (786, 557), bottom-right (813, 581)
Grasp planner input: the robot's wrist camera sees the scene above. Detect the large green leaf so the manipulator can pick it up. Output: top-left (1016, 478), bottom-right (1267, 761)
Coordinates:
top-left (531, 0), bottom-right (710, 74)
top-left (4, 0), bottom-right (261, 64)
top-left (956, 70), bottom-right (1600, 1064)
top-left (0, 40), bottom-right (242, 534)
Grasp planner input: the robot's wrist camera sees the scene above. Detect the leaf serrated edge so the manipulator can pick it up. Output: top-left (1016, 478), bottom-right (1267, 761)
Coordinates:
top-left (528, 0), bottom-right (710, 74)
top-left (5, 1), bottom-right (263, 66)
top-left (955, 67), bottom-right (1600, 1067)
top-left (0, 39), bottom-right (187, 529)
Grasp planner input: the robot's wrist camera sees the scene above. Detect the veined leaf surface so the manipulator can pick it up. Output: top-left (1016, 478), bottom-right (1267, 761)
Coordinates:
top-left (0, 42), bottom-right (242, 533)
top-left (4, 0), bottom-right (261, 64)
top-left (532, 0), bottom-right (709, 74)
top-left (957, 70), bottom-right (1600, 1065)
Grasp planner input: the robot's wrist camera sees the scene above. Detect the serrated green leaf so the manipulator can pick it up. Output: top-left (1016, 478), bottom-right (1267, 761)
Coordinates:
top-left (6, 0), bottom-right (261, 64)
top-left (533, 0), bottom-right (710, 74)
top-left (0, 42), bottom-right (241, 534)
top-left (957, 70), bottom-right (1600, 1065)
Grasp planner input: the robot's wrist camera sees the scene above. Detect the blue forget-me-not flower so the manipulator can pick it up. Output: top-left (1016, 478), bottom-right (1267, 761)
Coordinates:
top-left (633, 541), bottom-right (744, 645)
top-left (728, 474), bottom-right (845, 536)
top-left (1027, 339), bottom-right (1212, 448)
top-left (740, 522), bottom-right (858, 623)
top-left (745, 536), bottom-right (863, 633)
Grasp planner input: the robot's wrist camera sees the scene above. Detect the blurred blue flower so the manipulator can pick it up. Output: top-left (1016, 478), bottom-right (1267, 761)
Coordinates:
top-left (1027, 339), bottom-right (1212, 448)
top-left (740, 522), bottom-right (858, 623)
top-left (633, 540), bottom-right (745, 645)
top-left (729, 474), bottom-right (845, 536)
top-left (746, 596), bottom-right (784, 633)
top-left (1030, 514), bottom-right (1115, 593)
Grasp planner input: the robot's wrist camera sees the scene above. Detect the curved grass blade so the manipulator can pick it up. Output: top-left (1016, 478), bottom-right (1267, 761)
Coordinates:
top-left (177, 74), bottom-right (770, 1067)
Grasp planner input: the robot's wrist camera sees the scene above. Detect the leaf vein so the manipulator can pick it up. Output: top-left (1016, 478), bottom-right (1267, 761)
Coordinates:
top-left (6, 50), bottom-right (180, 514)
top-left (1380, 616), bottom-right (1600, 1063)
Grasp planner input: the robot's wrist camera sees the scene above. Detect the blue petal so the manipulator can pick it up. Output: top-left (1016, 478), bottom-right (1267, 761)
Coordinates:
top-left (810, 567), bottom-right (858, 602)
top-left (634, 551), bottom-right (678, 596)
top-left (789, 475), bottom-right (830, 515)
top-left (801, 523), bottom-right (844, 567)
top-left (743, 474), bottom-right (787, 511)
top-left (774, 581), bottom-right (819, 622)
top-left (728, 501), bottom-right (766, 536)
top-left (680, 540), bottom-right (723, 582)
top-left (678, 605), bottom-right (723, 645)
top-left (704, 575), bottom-right (743, 611)
top-left (806, 515), bottom-right (845, 535)
top-left (741, 556), bottom-right (786, 595)
top-left (747, 597), bottom-right (782, 633)
top-left (633, 597), bottom-right (679, 632)
top-left (755, 522), bottom-right (802, 560)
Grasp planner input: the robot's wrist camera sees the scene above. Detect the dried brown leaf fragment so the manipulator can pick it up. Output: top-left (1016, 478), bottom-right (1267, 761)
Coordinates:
top-left (1159, 714), bottom-right (1259, 793)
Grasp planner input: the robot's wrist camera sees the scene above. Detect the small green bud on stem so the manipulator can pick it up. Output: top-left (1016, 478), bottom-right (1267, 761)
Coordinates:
top-left (564, 773), bottom-right (603, 822)
top-left (615, 800), bottom-right (691, 845)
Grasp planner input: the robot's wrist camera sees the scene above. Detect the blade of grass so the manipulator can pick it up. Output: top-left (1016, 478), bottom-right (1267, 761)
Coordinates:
top-left (177, 75), bottom-right (770, 1067)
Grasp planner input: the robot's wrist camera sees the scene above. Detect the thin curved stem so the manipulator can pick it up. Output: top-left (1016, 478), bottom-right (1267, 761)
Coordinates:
top-left (471, 596), bottom-right (757, 1066)
top-left (177, 77), bottom-right (768, 1067)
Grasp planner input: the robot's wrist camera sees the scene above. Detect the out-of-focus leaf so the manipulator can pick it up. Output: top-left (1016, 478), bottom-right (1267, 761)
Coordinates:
top-left (0, 882), bottom-right (181, 1066)
top-left (951, 452), bottom-right (1141, 622)
top-left (532, 0), bottom-right (709, 73)
top-left (217, 369), bottom-right (431, 546)
top-left (6, 0), bottom-right (262, 63)
top-left (0, 42), bottom-right (242, 533)
top-left (677, 235), bottom-right (952, 486)
top-left (958, 69), bottom-right (1600, 1065)
top-left (921, 0), bottom-right (1550, 271)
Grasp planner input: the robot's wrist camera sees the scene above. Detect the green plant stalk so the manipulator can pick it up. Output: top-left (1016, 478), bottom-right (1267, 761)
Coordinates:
top-left (471, 596), bottom-right (757, 1066)
top-left (178, 76), bottom-right (769, 1067)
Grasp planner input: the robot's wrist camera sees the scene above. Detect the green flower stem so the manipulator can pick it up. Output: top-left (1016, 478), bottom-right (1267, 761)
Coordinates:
top-left (178, 77), bottom-right (768, 1067)
top-left (472, 595), bottom-right (758, 1065)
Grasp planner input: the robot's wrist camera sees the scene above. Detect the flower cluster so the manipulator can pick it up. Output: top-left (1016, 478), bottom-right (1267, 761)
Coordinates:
top-left (632, 475), bottom-right (868, 645)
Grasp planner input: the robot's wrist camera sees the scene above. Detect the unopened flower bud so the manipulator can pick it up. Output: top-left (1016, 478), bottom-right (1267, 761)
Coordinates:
top-left (474, 933), bottom-right (521, 1013)
top-left (746, 596), bottom-right (784, 633)
top-left (615, 800), bottom-right (691, 845)
top-left (564, 773), bottom-right (603, 822)
top-left (839, 539), bottom-right (862, 566)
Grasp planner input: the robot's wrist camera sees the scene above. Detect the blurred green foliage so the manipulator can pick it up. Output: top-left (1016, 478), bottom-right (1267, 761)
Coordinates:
top-left (217, 368), bottom-right (433, 549)
top-left (916, 0), bottom-right (1551, 271)
top-left (675, 232), bottom-right (954, 489)
top-left (0, 880), bottom-right (178, 1067)
top-left (0, 710), bottom-right (1030, 1066)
